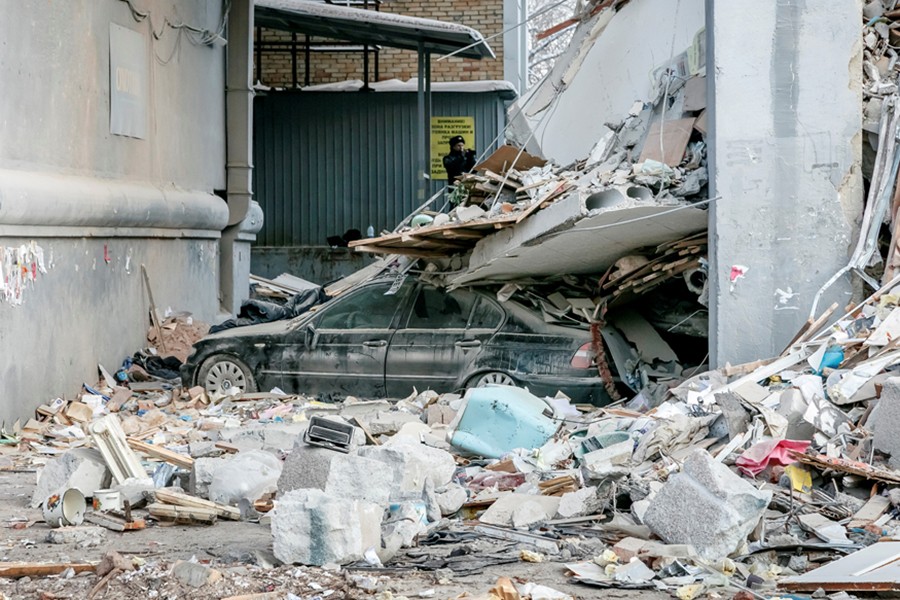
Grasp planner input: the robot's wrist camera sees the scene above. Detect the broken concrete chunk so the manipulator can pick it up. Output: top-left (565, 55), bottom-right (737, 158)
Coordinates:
top-left (45, 526), bottom-right (106, 547)
top-left (189, 457), bottom-right (228, 499)
top-left (872, 377), bottom-right (900, 468)
top-left (171, 560), bottom-right (222, 588)
top-left (208, 449), bottom-right (283, 506)
top-left (642, 449), bottom-right (771, 561)
top-left (358, 439), bottom-right (456, 497)
top-left (362, 411), bottom-right (424, 436)
top-left (272, 489), bottom-right (382, 566)
top-left (32, 448), bottom-right (112, 508)
top-left (480, 493), bottom-right (561, 529)
top-left (278, 445), bottom-right (338, 495)
top-left (581, 440), bottom-right (633, 481)
top-left (435, 484), bottom-right (468, 516)
top-left (556, 486), bottom-right (602, 519)
top-left (323, 453), bottom-right (395, 505)
top-left (213, 422), bottom-right (306, 453)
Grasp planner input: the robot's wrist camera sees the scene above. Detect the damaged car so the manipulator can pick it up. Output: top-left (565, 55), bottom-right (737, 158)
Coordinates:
top-left (181, 278), bottom-right (615, 404)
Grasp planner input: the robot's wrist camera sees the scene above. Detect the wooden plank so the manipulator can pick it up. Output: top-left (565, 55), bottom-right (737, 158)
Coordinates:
top-left (0, 562), bottom-right (96, 578)
top-left (84, 511), bottom-right (146, 531)
top-left (127, 438), bottom-right (194, 470)
top-left (147, 502), bottom-right (218, 524)
top-left (154, 489), bottom-right (241, 520)
top-left (215, 441), bottom-right (240, 454)
top-left (516, 181), bottom-right (571, 224)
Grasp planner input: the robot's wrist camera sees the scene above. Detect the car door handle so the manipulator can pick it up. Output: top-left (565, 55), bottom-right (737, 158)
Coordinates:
top-left (455, 340), bottom-right (482, 349)
top-left (362, 340), bottom-right (388, 348)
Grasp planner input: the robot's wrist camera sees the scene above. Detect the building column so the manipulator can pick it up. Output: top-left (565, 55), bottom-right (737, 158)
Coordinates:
top-left (708, 0), bottom-right (863, 366)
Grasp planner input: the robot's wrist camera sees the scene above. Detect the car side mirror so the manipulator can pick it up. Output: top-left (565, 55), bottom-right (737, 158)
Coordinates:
top-left (305, 323), bottom-right (319, 350)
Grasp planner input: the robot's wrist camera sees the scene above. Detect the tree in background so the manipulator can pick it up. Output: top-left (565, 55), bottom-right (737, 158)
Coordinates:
top-left (526, 0), bottom-right (577, 87)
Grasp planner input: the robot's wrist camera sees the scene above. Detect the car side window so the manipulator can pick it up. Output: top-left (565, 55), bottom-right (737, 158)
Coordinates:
top-left (317, 283), bottom-right (403, 329)
top-left (469, 296), bottom-right (504, 330)
top-left (407, 287), bottom-right (476, 329)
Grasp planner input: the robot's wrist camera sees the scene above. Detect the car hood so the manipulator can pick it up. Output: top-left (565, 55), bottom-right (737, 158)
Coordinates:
top-left (201, 319), bottom-right (294, 341)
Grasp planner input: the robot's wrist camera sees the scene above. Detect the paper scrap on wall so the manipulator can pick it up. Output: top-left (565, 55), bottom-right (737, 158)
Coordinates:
top-left (1, 242), bottom-right (48, 305)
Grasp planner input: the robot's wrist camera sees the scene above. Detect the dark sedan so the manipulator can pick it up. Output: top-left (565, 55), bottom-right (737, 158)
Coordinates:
top-left (181, 278), bottom-right (613, 404)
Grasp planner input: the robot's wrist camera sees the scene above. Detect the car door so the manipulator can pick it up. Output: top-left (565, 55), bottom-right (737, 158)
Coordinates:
top-left (281, 280), bottom-right (412, 398)
top-left (384, 285), bottom-right (488, 396)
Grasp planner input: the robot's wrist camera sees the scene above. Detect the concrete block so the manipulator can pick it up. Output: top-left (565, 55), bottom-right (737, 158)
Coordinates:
top-left (358, 439), bottom-right (456, 497)
top-left (277, 446), bottom-right (393, 505)
top-left (480, 493), bottom-right (561, 528)
top-left (214, 422), bottom-right (307, 452)
top-left (45, 526), bottom-right (106, 547)
top-left (642, 449), bottom-right (771, 561)
top-left (188, 441), bottom-right (219, 458)
top-left (612, 537), bottom-right (646, 562)
top-left (556, 486), bottom-right (602, 519)
top-left (189, 457), bottom-right (228, 499)
top-left (324, 453), bottom-right (394, 505)
top-left (272, 489), bottom-right (383, 566)
top-left (171, 561), bottom-right (222, 588)
top-left (208, 450), bottom-right (283, 506)
top-left (32, 448), bottom-right (112, 508)
top-left (363, 411), bottom-right (424, 436)
top-left (873, 377), bottom-right (900, 467)
top-left (112, 478), bottom-right (155, 508)
top-left (383, 502), bottom-right (428, 548)
top-left (436, 484), bottom-right (468, 516)
top-left (776, 389), bottom-right (817, 440)
top-left (278, 445), bottom-right (337, 495)
top-left (581, 440), bottom-right (633, 481)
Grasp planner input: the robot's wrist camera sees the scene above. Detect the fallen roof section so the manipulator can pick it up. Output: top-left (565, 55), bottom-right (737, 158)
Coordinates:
top-left (451, 196), bottom-right (708, 285)
top-left (254, 0), bottom-right (495, 59)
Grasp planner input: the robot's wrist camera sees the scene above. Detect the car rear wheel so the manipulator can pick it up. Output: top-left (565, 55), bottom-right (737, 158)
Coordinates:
top-left (198, 355), bottom-right (258, 396)
top-left (468, 371), bottom-right (516, 388)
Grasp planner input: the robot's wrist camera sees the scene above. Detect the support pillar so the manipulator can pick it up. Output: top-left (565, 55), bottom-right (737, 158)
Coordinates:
top-left (708, 0), bottom-right (863, 365)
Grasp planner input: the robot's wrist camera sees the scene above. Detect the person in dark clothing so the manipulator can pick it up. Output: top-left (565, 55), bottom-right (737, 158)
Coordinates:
top-left (442, 135), bottom-right (476, 183)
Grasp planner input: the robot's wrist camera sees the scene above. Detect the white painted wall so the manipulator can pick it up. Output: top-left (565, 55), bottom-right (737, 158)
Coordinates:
top-left (710, 0), bottom-right (863, 365)
top-left (510, 0), bottom-right (705, 165)
top-left (0, 0), bottom-right (229, 424)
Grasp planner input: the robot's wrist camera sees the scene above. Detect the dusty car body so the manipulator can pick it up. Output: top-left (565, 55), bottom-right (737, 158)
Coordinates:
top-left (181, 279), bottom-right (612, 404)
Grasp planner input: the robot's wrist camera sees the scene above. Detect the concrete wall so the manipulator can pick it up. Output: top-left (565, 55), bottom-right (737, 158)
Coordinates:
top-left (709, 0), bottom-right (863, 365)
top-left (254, 0), bottom-right (504, 87)
top-left (0, 0), bottom-right (229, 424)
top-left (508, 0), bottom-right (705, 165)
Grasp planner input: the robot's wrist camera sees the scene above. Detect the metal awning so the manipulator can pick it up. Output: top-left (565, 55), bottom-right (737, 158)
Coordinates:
top-left (254, 0), bottom-right (495, 59)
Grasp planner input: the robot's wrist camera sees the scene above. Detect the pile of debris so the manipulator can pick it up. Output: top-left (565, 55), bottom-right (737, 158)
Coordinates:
top-left (8, 268), bottom-right (900, 596)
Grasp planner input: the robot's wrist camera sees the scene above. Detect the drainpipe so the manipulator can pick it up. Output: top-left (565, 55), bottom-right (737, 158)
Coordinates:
top-left (222, 0), bottom-right (263, 315)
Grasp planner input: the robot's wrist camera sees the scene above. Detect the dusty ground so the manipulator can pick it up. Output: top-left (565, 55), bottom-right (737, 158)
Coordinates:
top-left (0, 469), bottom-right (672, 600)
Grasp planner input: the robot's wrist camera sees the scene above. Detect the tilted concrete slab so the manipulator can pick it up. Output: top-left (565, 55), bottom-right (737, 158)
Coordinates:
top-left (451, 192), bottom-right (707, 284)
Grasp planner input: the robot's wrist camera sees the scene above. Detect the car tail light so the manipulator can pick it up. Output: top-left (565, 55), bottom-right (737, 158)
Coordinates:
top-left (571, 342), bottom-right (596, 369)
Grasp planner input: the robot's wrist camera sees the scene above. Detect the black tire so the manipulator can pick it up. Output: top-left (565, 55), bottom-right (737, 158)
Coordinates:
top-left (197, 355), bottom-right (258, 396)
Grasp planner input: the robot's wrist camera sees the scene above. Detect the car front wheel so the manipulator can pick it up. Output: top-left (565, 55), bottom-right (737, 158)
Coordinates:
top-left (468, 371), bottom-right (516, 388)
top-left (197, 355), bottom-right (258, 397)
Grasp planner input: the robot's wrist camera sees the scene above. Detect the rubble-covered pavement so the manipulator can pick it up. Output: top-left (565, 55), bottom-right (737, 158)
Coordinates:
top-left (11, 268), bottom-right (900, 599)
top-left (12, 3), bottom-right (900, 600)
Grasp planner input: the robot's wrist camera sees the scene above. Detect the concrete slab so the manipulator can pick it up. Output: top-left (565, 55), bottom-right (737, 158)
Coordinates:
top-left (272, 489), bottom-right (382, 566)
top-left (31, 448), bottom-right (111, 508)
top-left (451, 198), bottom-right (707, 284)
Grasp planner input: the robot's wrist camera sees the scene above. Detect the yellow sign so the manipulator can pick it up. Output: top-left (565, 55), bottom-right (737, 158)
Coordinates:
top-left (431, 116), bottom-right (475, 179)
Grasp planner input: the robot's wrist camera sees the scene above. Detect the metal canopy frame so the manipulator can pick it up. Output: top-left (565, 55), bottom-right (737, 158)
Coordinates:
top-left (254, 0), bottom-right (495, 200)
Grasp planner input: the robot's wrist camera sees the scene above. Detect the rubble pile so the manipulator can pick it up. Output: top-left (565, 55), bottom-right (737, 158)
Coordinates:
top-left (7, 272), bottom-right (900, 596)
